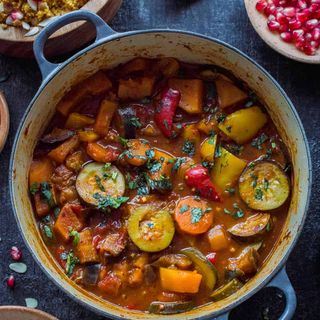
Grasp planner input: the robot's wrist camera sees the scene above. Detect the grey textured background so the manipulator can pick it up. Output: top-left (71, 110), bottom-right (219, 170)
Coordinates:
top-left (0, 0), bottom-right (319, 319)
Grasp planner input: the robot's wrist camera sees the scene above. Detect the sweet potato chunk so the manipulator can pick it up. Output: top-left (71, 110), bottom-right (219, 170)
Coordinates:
top-left (65, 113), bottom-right (95, 129)
top-left (57, 71), bottom-right (112, 116)
top-left (75, 229), bottom-right (99, 264)
top-left (215, 79), bottom-right (248, 109)
top-left (118, 76), bottom-right (155, 100)
top-left (54, 204), bottom-right (83, 242)
top-left (168, 78), bottom-right (204, 114)
top-left (94, 99), bottom-right (118, 136)
top-left (29, 158), bottom-right (53, 187)
top-left (48, 135), bottom-right (80, 164)
top-left (207, 225), bottom-right (229, 251)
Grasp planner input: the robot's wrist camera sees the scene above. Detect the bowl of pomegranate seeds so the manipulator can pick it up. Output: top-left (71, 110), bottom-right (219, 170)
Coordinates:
top-left (245, 0), bottom-right (320, 63)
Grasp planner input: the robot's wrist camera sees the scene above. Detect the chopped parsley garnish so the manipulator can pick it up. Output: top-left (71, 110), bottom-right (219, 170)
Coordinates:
top-left (215, 144), bottom-right (222, 158)
top-left (191, 207), bottom-right (203, 224)
top-left (254, 188), bottom-right (263, 200)
top-left (179, 204), bottom-right (189, 214)
top-left (216, 113), bottom-right (226, 123)
top-left (93, 193), bottom-right (129, 212)
top-left (145, 148), bottom-right (155, 159)
top-left (224, 208), bottom-right (232, 215)
top-left (251, 133), bottom-right (269, 149)
top-left (53, 207), bottom-right (60, 218)
top-left (264, 178), bottom-right (269, 191)
top-left (248, 162), bottom-right (255, 169)
top-left (182, 140), bottom-right (195, 156)
top-left (224, 203), bottom-right (244, 219)
top-left (227, 143), bottom-right (243, 155)
top-left (130, 117), bottom-right (142, 128)
top-left (104, 163), bottom-right (112, 170)
top-left (271, 142), bottom-right (277, 149)
top-left (95, 175), bottom-right (105, 192)
top-left (167, 158), bottom-right (175, 164)
top-left (112, 171), bottom-right (118, 181)
top-left (40, 182), bottom-right (55, 208)
top-left (208, 137), bottom-right (216, 145)
top-left (43, 225), bottom-right (53, 239)
top-left (29, 182), bottom-right (39, 195)
top-left (65, 251), bottom-right (79, 276)
top-left (147, 160), bottom-right (162, 173)
top-left (251, 174), bottom-right (258, 188)
top-left (118, 136), bottom-right (128, 147)
top-left (173, 157), bottom-right (187, 171)
top-left (225, 187), bottom-right (236, 195)
top-left (202, 161), bottom-right (214, 170)
top-left (69, 230), bottom-right (80, 246)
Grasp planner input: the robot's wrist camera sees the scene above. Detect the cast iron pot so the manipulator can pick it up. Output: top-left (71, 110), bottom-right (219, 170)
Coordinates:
top-left (10, 10), bottom-right (312, 320)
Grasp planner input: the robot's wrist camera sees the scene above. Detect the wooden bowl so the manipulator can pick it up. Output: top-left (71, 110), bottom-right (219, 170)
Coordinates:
top-left (0, 0), bottom-right (122, 58)
top-left (0, 306), bottom-right (57, 320)
top-left (244, 0), bottom-right (320, 64)
top-left (0, 90), bottom-right (9, 152)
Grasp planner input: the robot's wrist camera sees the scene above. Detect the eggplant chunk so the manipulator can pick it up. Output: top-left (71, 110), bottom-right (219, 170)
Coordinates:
top-left (210, 278), bottom-right (243, 301)
top-left (41, 128), bottom-right (74, 144)
top-left (115, 107), bottom-right (137, 139)
top-left (180, 247), bottom-right (218, 290)
top-left (228, 213), bottom-right (271, 240)
top-left (227, 247), bottom-right (259, 275)
top-left (76, 162), bottom-right (125, 206)
top-left (82, 264), bottom-right (101, 286)
top-left (239, 161), bottom-right (290, 211)
top-left (149, 301), bottom-right (194, 315)
top-left (152, 254), bottom-right (192, 269)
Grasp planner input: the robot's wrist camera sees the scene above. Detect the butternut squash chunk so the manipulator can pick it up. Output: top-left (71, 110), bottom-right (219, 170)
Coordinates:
top-left (65, 113), bottom-right (95, 129)
top-left (57, 71), bottom-right (112, 116)
top-left (48, 135), bottom-right (79, 164)
top-left (168, 78), bottom-right (203, 114)
top-left (54, 204), bottom-right (83, 242)
top-left (215, 78), bottom-right (248, 109)
top-left (77, 130), bottom-right (100, 142)
top-left (211, 147), bottom-right (247, 191)
top-left (75, 229), bottom-right (99, 264)
top-left (149, 148), bottom-right (175, 181)
top-left (86, 143), bottom-right (119, 163)
top-left (218, 106), bottom-right (268, 144)
top-left (118, 77), bottom-right (156, 100)
top-left (94, 99), bottom-right (118, 136)
top-left (160, 267), bottom-right (202, 293)
top-left (207, 225), bottom-right (230, 251)
top-left (29, 158), bottom-right (53, 186)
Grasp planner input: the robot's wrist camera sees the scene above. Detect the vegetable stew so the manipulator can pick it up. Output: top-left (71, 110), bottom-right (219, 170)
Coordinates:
top-left (29, 57), bottom-right (291, 314)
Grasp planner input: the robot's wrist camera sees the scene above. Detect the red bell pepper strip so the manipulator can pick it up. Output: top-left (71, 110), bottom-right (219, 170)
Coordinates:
top-left (206, 252), bottom-right (217, 265)
top-left (154, 87), bottom-right (181, 138)
top-left (185, 165), bottom-right (220, 201)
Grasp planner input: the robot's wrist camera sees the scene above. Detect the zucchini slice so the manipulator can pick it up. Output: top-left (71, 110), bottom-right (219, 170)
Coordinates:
top-left (210, 278), bottom-right (243, 301)
top-left (180, 247), bottom-right (218, 290)
top-left (127, 206), bottom-right (175, 252)
top-left (149, 301), bottom-right (194, 314)
top-left (239, 161), bottom-right (290, 210)
top-left (228, 213), bottom-right (271, 240)
top-left (76, 162), bottom-right (125, 206)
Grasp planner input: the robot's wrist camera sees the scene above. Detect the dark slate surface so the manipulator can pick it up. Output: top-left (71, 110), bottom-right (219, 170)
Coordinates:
top-left (0, 0), bottom-right (319, 319)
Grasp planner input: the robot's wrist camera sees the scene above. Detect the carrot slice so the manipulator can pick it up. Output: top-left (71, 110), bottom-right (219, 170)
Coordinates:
top-left (86, 142), bottom-right (119, 163)
top-left (174, 196), bottom-right (213, 235)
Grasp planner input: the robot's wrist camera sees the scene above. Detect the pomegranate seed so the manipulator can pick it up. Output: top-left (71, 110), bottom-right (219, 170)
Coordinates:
top-left (279, 23), bottom-right (289, 31)
top-left (288, 18), bottom-right (302, 29)
top-left (206, 252), bottom-right (217, 265)
top-left (256, 0), bottom-right (268, 12)
top-left (305, 19), bottom-right (319, 30)
top-left (310, 40), bottom-right (320, 47)
top-left (10, 246), bottom-right (22, 261)
top-left (265, 4), bottom-right (277, 15)
top-left (311, 0), bottom-right (320, 4)
top-left (296, 11), bottom-right (310, 22)
top-left (305, 32), bottom-right (313, 40)
top-left (268, 14), bottom-right (276, 21)
top-left (309, 3), bottom-right (320, 12)
top-left (268, 20), bottom-right (281, 30)
top-left (280, 31), bottom-right (293, 41)
top-left (7, 275), bottom-right (15, 288)
top-left (312, 27), bottom-right (320, 40)
top-left (283, 6), bottom-right (296, 17)
top-left (276, 11), bottom-right (288, 23)
top-left (313, 9), bottom-right (320, 19)
top-left (298, 0), bottom-right (307, 9)
top-left (303, 43), bottom-right (316, 54)
top-left (292, 28), bottom-right (305, 39)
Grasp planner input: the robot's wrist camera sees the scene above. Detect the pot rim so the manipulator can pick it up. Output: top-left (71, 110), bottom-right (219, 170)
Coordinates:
top-left (9, 28), bottom-right (312, 319)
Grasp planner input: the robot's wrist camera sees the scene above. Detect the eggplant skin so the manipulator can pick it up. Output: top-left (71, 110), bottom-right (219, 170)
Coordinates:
top-left (116, 107), bottom-right (137, 139)
top-left (149, 301), bottom-right (194, 314)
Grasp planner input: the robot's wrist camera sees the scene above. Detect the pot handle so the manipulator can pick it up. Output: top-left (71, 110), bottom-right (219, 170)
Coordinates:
top-left (213, 267), bottom-right (296, 320)
top-left (266, 267), bottom-right (297, 320)
top-left (33, 10), bottom-right (116, 80)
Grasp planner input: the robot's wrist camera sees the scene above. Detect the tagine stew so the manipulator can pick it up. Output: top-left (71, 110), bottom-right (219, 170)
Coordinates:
top-left (28, 57), bottom-right (291, 314)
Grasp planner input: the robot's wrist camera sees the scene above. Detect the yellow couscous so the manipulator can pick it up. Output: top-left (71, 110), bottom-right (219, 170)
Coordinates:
top-left (0, 0), bottom-right (89, 30)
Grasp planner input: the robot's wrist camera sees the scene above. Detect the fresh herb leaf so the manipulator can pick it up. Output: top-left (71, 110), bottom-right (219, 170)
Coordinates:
top-left (215, 144), bottom-right (222, 158)
top-left (145, 148), bottom-right (155, 159)
top-left (191, 207), bottom-right (203, 224)
top-left (251, 174), bottom-right (258, 188)
top-left (130, 117), bottom-right (142, 128)
top-left (112, 171), bottom-right (118, 181)
top-left (227, 143), bottom-right (243, 155)
top-left (202, 161), bottom-right (214, 170)
top-left (251, 133), bottom-right (268, 149)
top-left (225, 187), bottom-right (235, 195)
top-left (224, 208), bottom-right (232, 215)
top-left (271, 142), bottom-right (277, 149)
top-left (69, 230), bottom-right (80, 246)
top-left (65, 251), bottom-right (79, 276)
top-left (95, 175), bottom-right (105, 192)
top-left (93, 194), bottom-right (129, 212)
top-left (29, 183), bottom-right (39, 195)
top-left (53, 207), bottom-right (60, 218)
top-left (216, 113), bottom-right (226, 123)
top-left (103, 163), bottom-right (112, 170)
top-left (182, 140), bottom-right (195, 156)
top-left (255, 188), bottom-right (263, 200)
top-left (264, 178), bottom-right (269, 191)
top-left (173, 157), bottom-right (187, 171)
top-left (179, 204), bottom-right (189, 214)
top-left (119, 136), bottom-right (128, 147)
top-left (40, 182), bottom-right (55, 207)
top-left (43, 225), bottom-right (53, 239)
